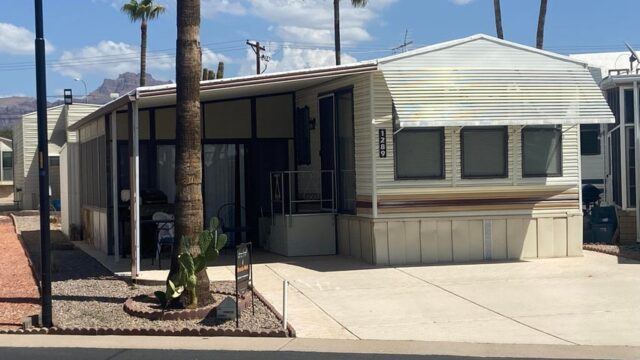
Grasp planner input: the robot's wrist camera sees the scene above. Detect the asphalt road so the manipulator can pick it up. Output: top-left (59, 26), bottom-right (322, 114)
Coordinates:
top-left (0, 348), bottom-right (606, 360)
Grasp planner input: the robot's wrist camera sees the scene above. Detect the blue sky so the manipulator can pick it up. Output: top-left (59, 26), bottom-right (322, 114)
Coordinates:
top-left (1, 0), bottom-right (639, 99)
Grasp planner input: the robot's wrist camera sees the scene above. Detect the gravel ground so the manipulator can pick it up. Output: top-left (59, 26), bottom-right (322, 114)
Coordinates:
top-left (13, 213), bottom-right (283, 332)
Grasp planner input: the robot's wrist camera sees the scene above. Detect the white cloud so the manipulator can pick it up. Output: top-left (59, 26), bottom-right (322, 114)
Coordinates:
top-left (450, 0), bottom-right (475, 5)
top-left (202, 0), bottom-right (247, 18)
top-left (238, 43), bottom-right (357, 76)
top-left (0, 22), bottom-right (55, 55)
top-left (202, 48), bottom-right (230, 68)
top-left (54, 40), bottom-right (229, 80)
top-left (246, 0), bottom-right (395, 45)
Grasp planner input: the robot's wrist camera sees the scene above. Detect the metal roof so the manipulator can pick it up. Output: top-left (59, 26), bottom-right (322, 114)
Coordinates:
top-left (379, 34), bottom-right (614, 127)
top-left (70, 33), bottom-right (614, 131)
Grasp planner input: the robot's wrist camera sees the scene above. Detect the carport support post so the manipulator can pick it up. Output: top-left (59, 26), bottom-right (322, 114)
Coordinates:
top-left (634, 82), bottom-right (640, 243)
top-left (34, 0), bottom-right (52, 328)
top-left (129, 101), bottom-right (141, 279)
top-left (111, 111), bottom-right (119, 261)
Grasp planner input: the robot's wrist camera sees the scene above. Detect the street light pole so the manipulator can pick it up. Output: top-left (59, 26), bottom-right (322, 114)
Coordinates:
top-left (34, 0), bottom-right (52, 328)
top-left (74, 78), bottom-right (88, 103)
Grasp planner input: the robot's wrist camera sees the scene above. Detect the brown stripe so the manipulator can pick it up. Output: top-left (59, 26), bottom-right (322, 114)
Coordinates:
top-left (378, 195), bottom-right (579, 209)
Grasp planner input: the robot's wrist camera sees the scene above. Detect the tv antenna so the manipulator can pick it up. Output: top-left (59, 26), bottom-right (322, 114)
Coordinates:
top-left (625, 42), bottom-right (639, 73)
top-left (392, 29), bottom-right (413, 54)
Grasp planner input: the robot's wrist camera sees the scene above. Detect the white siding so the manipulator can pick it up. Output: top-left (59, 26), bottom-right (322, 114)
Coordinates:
top-left (13, 104), bottom-right (99, 209)
top-left (12, 119), bottom-right (24, 204)
top-left (295, 74), bottom-right (373, 201)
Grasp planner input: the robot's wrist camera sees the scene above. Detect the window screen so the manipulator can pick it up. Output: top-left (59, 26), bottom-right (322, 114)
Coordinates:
top-left (580, 124), bottom-right (600, 156)
top-left (2, 151), bottom-right (12, 181)
top-left (395, 128), bottom-right (443, 179)
top-left (461, 127), bottom-right (507, 178)
top-left (522, 126), bottom-right (562, 177)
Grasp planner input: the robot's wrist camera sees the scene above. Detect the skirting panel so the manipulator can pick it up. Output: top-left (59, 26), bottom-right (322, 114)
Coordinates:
top-left (337, 214), bottom-right (582, 265)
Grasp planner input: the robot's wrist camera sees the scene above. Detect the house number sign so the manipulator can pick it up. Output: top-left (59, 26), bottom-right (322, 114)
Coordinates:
top-left (379, 129), bottom-right (387, 158)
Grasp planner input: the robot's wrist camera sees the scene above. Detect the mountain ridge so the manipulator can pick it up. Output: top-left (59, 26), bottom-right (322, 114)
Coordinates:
top-left (0, 73), bottom-right (171, 130)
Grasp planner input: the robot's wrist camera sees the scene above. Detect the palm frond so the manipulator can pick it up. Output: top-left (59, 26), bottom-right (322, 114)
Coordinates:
top-left (351, 0), bottom-right (368, 8)
top-left (147, 5), bottom-right (167, 20)
top-left (121, 0), bottom-right (166, 22)
top-left (121, 0), bottom-right (142, 22)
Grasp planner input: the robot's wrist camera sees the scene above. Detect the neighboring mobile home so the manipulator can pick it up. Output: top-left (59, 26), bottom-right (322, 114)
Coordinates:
top-left (69, 35), bottom-right (613, 278)
top-left (570, 52), bottom-right (629, 192)
top-left (599, 72), bottom-right (640, 243)
top-left (0, 137), bottom-right (14, 203)
top-left (13, 104), bottom-right (100, 230)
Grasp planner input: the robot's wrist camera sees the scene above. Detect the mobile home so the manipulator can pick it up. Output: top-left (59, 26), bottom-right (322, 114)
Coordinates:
top-left (13, 104), bottom-right (100, 232)
top-left (69, 35), bottom-right (613, 277)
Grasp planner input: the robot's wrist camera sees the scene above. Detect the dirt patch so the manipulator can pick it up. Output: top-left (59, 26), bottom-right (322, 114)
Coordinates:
top-left (0, 216), bottom-right (40, 330)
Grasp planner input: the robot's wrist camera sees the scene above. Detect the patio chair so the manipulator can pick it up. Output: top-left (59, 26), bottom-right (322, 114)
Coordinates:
top-left (151, 211), bottom-right (174, 269)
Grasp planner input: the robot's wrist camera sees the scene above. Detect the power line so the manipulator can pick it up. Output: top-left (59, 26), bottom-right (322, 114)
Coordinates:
top-left (246, 40), bottom-right (267, 74)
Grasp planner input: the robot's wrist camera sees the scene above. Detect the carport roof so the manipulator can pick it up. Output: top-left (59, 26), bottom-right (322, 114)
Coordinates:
top-left (68, 60), bottom-right (378, 131)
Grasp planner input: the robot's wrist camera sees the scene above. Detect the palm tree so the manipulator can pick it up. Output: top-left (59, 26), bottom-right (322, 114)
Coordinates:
top-left (334, 0), bottom-right (367, 65)
top-left (171, 0), bottom-right (212, 307)
top-left (121, 0), bottom-right (166, 86)
top-left (536, 0), bottom-right (548, 49)
top-left (493, 0), bottom-right (503, 39)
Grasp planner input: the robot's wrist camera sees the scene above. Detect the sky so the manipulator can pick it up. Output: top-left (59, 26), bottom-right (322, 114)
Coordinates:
top-left (1, 0), bottom-right (640, 99)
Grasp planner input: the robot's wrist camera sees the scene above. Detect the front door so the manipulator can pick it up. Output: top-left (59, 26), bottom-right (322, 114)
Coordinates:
top-left (319, 95), bottom-right (335, 210)
top-left (318, 90), bottom-right (356, 214)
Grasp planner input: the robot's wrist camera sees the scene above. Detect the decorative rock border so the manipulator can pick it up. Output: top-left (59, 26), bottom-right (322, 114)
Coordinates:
top-left (123, 290), bottom-right (251, 321)
top-left (0, 326), bottom-right (288, 337)
top-left (584, 244), bottom-right (640, 262)
top-left (0, 286), bottom-right (295, 338)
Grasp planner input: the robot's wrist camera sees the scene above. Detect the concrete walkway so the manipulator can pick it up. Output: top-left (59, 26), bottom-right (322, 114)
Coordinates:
top-left (0, 335), bottom-right (638, 359)
top-left (78, 242), bottom-right (640, 346)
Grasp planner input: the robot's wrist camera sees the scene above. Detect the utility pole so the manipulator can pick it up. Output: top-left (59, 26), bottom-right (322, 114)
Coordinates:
top-left (392, 29), bottom-right (413, 54)
top-left (34, 0), bottom-right (52, 328)
top-left (246, 40), bottom-right (265, 75)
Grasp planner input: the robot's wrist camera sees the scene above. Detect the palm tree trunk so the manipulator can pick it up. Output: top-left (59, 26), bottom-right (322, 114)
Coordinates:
top-left (172, 0), bottom-right (212, 307)
top-left (140, 19), bottom-right (147, 87)
top-left (334, 0), bottom-right (341, 65)
top-left (493, 0), bottom-right (503, 39)
top-left (536, 0), bottom-right (548, 49)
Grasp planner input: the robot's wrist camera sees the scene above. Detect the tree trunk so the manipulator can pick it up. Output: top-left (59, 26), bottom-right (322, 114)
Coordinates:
top-left (140, 20), bottom-right (147, 87)
top-left (536, 0), bottom-right (548, 49)
top-left (171, 0), bottom-right (212, 307)
top-left (493, 0), bottom-right (503, 39)
top-left (334, 0), bottom-right (341, 65)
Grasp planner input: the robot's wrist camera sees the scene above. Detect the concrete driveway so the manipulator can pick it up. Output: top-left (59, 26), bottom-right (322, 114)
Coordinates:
top-left (114, 248), bottom-right (640, 346)
top-left (198, 250), bottom-right (640, 346)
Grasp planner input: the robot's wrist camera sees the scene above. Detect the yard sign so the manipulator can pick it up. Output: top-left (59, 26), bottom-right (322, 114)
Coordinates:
top-left (235, 242), bottom-right (254, 326)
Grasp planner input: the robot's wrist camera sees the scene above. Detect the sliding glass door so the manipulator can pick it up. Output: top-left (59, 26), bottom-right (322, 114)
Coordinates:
top-left (203, 144), bottom-right (246, 245)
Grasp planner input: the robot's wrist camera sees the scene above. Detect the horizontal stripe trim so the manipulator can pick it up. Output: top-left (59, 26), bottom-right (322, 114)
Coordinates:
top-left (378, 196), bottom-right (579, 209)
top-left (378, 202), bottom-right (580, 214)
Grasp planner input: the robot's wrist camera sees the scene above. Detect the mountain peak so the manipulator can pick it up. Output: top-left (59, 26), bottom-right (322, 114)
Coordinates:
top-left (0, 73), bottom-right (172, 129)
top-left (87, 73), bottom-right (172, 103)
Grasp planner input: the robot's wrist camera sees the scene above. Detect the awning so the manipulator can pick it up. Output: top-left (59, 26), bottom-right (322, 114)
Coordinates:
top-left (381, 67), bottom-right (615, 128)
